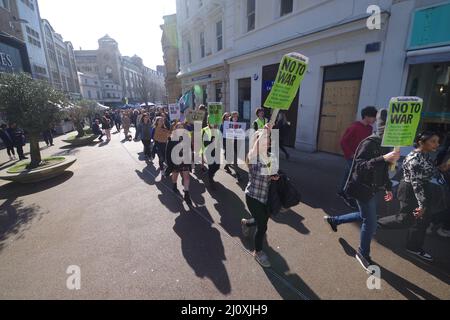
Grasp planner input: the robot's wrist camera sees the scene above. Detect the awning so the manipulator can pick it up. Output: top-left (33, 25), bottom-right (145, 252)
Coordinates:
top-left (407, 45), bottom-right (450, 65)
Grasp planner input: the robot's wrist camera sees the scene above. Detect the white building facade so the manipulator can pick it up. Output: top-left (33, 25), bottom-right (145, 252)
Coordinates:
top-left (176, 0), bottom-right (450, 153)
top-left (176, 0), bottom-right (235, 108)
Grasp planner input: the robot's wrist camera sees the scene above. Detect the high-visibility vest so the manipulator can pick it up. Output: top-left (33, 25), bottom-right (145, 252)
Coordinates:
top-left (201, 127), bottom-right (218, 155)
top-left (254, 118), bottom-right (267, 130)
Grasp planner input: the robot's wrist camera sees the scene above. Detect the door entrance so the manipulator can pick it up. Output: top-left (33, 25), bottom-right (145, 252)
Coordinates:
top-left (318, 62), bottom-right (364, 155)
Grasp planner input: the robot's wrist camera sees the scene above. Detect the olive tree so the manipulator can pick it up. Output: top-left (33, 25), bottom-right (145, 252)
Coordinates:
top-left (0, 73), bottom-right (67, 169)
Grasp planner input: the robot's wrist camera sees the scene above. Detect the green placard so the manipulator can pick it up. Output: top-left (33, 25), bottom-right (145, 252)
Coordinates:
top-left (382, 97), bottom-right (423, 147)
top-left (264, 53), bottom-right (309, 110)
top-left (207, 102), bottom-right (223, 126)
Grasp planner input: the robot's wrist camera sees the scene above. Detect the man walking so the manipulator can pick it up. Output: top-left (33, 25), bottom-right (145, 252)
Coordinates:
top-left (338, 106), bottom-right (378, 209)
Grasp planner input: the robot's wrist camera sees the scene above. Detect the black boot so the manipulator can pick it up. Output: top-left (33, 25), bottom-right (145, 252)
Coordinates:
top-left (172, 183), bottom-right (180, 195)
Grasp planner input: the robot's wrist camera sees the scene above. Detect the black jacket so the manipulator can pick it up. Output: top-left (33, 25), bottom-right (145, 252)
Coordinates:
top-left (345, 135), bottom-right (392, 201)
top-left (0, 129), bottom-right (13, 147)
top-left (6, 128), bottom-right (25, 147)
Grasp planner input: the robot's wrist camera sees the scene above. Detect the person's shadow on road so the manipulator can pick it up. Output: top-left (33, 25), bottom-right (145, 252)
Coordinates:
top-left (262, 243), bottom-right (320, 300)
top-left (173, 206), bottom-right (232, 295)
top-left (338, 238), bottom-right (440, 300)
top-left (271, 209), bottom-right (310, 235)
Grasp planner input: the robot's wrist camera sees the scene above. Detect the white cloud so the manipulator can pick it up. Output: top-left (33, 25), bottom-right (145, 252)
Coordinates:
top-left (38, 0), bottom-right (176, 70)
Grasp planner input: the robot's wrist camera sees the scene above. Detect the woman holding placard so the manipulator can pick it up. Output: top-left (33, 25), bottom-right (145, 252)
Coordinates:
top-left (241, 124), bottom-right (280, 268)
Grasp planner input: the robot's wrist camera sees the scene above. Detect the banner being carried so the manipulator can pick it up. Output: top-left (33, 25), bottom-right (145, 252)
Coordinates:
top-left (382, 97), bottom-right (423, 147)
top-left (169, 104), bottom-right (181, 121)
top-left (185, 109), bottom-right (206, 125)
top-left (207, 103), bottom-right (223, 126)
top-left (264, 53), bottom-right (309, 111)
top-left (224, 121), bottom-right (247, 140)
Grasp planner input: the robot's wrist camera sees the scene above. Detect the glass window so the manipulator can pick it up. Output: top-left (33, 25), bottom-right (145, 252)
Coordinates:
top-left (247, 0), bottom-right (256, 32)
top-left (216, 21), bottom-right (223, 52)
top-left (406, 62), bottom-right (450, 133)
top-left (238, 78), bottom-right (252, 121)
top-left (187, 41), bottom-right (192, 64)
top-left (280, 0), bottom-right (293, 17)
top-left (200, 32), bottom-right (205, 58)
top-left (0, 0), bottom-right (11, 11)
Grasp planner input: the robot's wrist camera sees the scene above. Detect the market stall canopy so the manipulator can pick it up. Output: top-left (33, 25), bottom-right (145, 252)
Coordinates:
top-left (96, 103), bottom-right (109, 110)
top-left (140, 102), bottom-right (156, 107)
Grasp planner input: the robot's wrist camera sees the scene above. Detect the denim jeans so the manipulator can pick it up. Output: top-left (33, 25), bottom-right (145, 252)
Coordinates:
top-left (340, 159), bottom-right (354, 193)
top-left (334, 195), bottom-right (378, 258)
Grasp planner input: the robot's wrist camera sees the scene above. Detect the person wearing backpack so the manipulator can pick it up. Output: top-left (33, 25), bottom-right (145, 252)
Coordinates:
top-left (323, 109), bottom-right (400, 272)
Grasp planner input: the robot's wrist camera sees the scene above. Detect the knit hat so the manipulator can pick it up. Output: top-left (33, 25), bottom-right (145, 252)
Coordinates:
top-left (376, 109), bottom-right (388, 137)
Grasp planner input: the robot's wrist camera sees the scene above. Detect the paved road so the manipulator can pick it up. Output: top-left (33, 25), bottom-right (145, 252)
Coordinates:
top-left (0, 130), bottom-right (448, 300)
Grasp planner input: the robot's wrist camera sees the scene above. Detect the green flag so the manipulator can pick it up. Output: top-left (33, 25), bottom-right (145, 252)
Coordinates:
top-left (382, 97), bottom-right (423, 147)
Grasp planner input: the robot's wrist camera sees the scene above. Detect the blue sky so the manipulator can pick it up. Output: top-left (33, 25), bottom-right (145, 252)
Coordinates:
top-left (39, 0), bottom-right (177, 70)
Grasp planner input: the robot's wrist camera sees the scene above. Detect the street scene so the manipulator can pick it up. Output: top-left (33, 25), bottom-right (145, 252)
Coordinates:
top-left (0, 0), bottom-right (449, 301)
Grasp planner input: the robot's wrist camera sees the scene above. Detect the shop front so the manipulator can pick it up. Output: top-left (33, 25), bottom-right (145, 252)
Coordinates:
top-left (404, 3), bottom-right (450, 138)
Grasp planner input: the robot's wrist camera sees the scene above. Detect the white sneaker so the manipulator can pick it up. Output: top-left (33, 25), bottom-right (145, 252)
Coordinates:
top-left (437, 228), bottom-right (450, 238)
top-left (254, 251), bottom-right (271, 268)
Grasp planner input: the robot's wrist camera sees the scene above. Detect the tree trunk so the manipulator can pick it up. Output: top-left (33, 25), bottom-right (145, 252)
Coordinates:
top-left (76, 121), bottom-right (85, 138)
top-left (27, 134), bottom-right (42, 169)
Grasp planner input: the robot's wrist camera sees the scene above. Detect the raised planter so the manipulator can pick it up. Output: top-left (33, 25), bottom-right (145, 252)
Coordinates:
top-left (0, 156), bottom-right (77, 184)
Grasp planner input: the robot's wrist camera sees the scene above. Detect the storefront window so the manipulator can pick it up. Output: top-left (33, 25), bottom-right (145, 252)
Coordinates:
top-left (238, 78), bottom-right (251, 122)
top-left (406, 62), bottom-right (449, 134)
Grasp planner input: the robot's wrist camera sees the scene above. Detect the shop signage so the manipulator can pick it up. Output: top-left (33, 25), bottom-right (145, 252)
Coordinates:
top-left (409, 3), bottom-right (450, 49)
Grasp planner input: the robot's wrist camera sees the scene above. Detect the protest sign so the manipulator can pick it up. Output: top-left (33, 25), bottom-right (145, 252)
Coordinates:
top-left (169, 104), bottom-right (181, 121)
top-left (185, 109), bottom-right (206, 124)
top-left (382, 97), bottom-right (423, 147)
top-left (208, 103), bottom-right (223, 126)
top-left (224, 121), bottom-right (247, 140)
top-left (264, 53), bottom-right (309, 111)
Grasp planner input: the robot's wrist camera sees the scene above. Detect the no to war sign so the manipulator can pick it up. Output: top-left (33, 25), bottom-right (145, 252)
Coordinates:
top-left (224, 121), bottom-right (247, 140)
top-left (264, 52), bottom-right (309, 110)
top-left (169, 104), bottom-right (180, 121)
top-left (382, 97), bottom-right (423, 147)
top-left (208, 103), bottom-right (223, 126)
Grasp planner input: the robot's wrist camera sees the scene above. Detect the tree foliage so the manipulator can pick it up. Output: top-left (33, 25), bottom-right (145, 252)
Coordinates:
top-left (0, 73), bottom-right (67, 168)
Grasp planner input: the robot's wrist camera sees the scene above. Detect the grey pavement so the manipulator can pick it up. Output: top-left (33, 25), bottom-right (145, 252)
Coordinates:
top-left (0, 130), bottom-right (448, 300)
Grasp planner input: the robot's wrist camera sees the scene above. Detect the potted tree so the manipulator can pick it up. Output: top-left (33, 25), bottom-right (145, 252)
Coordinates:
top-left (63, 99), bottom-right (98, 145)
top-left (0, 73), bottom-right (76, 183)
